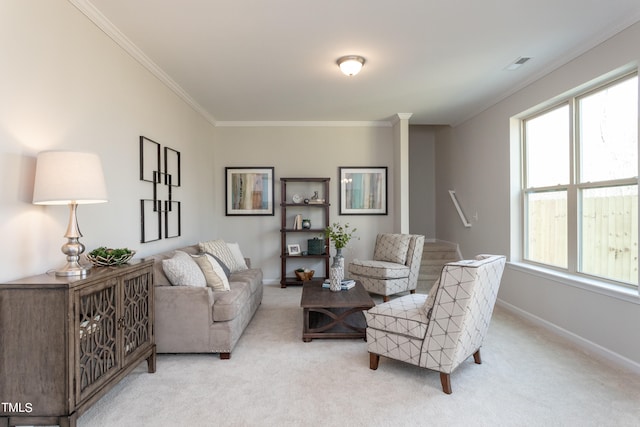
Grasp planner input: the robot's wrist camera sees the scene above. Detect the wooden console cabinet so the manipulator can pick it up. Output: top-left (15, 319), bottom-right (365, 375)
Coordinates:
top-left (0, 259), bottom-right (156, 427)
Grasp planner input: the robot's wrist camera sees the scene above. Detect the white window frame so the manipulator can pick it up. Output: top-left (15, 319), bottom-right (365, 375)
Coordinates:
top-left (516, 69), bottom-right (639, 299)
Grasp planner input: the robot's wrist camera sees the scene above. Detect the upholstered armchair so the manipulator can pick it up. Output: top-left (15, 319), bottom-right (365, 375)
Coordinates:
top-left (365, 254), bottom-right (506, 394)
top-left (349, 234), bottom-right (425, 302)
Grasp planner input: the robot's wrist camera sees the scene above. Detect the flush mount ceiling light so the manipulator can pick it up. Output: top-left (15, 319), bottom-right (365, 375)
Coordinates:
top-left (337, 55), bottom-right (365, 76)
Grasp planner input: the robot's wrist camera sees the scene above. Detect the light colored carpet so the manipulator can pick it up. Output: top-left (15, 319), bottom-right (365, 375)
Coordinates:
top-left (77, 285), bottom-right (640, 427)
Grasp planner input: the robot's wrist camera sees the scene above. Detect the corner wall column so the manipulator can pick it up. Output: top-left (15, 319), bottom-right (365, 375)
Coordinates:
top-left (393, 113), bottom-right (412, 233)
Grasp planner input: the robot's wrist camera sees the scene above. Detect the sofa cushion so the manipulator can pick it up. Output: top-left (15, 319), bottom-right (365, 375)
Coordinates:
top-left (373, 234), bottom-right (411, 264)
top-left (199, 240), bottom-right (243, 273)
top-left (192, 253), bottom-right (230, 291)
top-left (212, 281), bottom-right (250, 322)
top-left (349, 259), bottom-right (410, 279)
top-left (226, 242), bottom-right (249, 271)
top-left (152, 245), bottom-right (199, 286)
top-left (162, 250), bottom-right (206, 287)
top-left (201, 252), bottom-right (231, 278)
top-left (229, 268), bottom-right (264, 295)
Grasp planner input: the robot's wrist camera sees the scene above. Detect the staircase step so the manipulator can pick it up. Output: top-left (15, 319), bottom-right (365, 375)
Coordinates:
top-left (422, 243), bottom-right (457, 252)
top-left (416, 242), bottom-right (461, 294)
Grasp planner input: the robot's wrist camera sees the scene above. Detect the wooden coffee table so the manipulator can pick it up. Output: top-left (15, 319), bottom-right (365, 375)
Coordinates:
top-left (300, 280), bottom-right (375, 342)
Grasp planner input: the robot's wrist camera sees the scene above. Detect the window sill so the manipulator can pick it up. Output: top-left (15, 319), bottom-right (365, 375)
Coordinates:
top-left (507, 262), bottom-right (640, 305)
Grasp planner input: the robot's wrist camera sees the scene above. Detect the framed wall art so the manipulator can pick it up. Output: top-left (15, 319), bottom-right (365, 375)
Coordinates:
top-left (225, 167), bottom-right (275, 216)
top-left (339, 166), bottom-right (388, 215)
top-left (139, 136), bottom-right (182, 242)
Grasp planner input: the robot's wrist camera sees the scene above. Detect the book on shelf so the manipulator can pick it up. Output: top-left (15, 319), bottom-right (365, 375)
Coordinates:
top-left (293, 214), bottom-right (302, 230)
top-left (322, 279), bottom-right (356, 290)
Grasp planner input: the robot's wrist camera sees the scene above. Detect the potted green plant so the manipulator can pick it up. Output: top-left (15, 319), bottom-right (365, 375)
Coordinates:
top-left (324, 222), bottom-right (358, 258)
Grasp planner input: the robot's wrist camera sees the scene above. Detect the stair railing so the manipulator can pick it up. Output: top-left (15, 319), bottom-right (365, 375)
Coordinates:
top-left (448, 190), bottom-right (472, 228)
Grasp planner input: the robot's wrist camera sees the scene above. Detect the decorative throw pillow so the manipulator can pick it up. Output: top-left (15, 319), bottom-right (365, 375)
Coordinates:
top-left (226, 242), bottom-right (248, 271)
top-left (202, 252), bottom-right (231, 278)
top-left (162, 251), bottom-right (206, 287)
top-left (198, 240), bottom-right (241, 272)
top-left (373, 234), bottom-right (411, 264)
top-left (192, 254), bottom-right (230, 291)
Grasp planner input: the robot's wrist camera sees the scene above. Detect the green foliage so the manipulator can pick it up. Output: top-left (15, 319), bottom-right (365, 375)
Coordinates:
top-left (324, 222), bottom-right (358, 249)
top-left (88, 247), bottom-right (132, 258)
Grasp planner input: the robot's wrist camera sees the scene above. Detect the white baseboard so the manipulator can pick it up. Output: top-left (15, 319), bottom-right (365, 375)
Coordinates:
top-left (496, 299), bottom-right (640, 375)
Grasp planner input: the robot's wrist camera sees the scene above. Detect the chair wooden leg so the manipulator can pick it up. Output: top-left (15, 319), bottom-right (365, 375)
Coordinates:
top-left (382, 296), bottom-right (389, 302)
top-left (369, 353), bottom-right (380, 370)
top-left (473, 349), bottom-right (482, 364)
top-left (440, 372), bottom-right (452, 394)
top-left (220, 352), bottom-right (231, 360)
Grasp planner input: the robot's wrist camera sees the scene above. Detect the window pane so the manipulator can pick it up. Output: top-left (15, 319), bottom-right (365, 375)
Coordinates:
top-left (579, 76), bottom-right (638, 182)
top-left (580, 185), bottom-right (638, 285)
top-left (525, 105), bottom-right (570, 187)
top-left (526, 191), bottom-right (567, 268)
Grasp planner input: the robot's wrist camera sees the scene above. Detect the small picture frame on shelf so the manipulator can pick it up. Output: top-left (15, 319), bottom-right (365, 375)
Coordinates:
top-left (287, 244), bottom-right (301, 255)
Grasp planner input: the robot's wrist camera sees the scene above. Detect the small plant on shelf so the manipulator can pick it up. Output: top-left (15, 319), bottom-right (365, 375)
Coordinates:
top-left (324, 222), bottom-right (358, 249)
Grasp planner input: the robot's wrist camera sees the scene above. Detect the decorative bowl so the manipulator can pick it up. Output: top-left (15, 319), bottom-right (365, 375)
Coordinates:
top-left (87, 248), bottom-right (136, 267)
top-left (295, 270), bottom-right (315, 281)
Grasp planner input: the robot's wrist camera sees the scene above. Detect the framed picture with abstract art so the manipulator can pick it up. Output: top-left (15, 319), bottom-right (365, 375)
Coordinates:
top-left (225, 167), bottom-right (275, 216)
top-left (339, 166), bottom-right (388, 215)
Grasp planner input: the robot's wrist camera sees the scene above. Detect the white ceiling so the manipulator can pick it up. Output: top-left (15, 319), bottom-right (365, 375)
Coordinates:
top-left (75, 0), bottom-right (640, 126)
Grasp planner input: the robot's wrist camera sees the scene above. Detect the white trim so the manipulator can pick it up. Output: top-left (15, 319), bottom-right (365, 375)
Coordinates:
top-left (509, 261), bottom-right (640, 304)
top-left (214, 121), bottom-right (393, 127)
top-left (497, 298), bottom-right (640, 375)
top-left (69, 0), bottom-right (217, 126)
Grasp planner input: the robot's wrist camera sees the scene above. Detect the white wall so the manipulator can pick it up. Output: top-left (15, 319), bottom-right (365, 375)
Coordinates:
top-left (0, 1), bottom-right (216, 282)
top-left (212, 125), bottom-right (395, 282)
top-left (435, 21), bottom-right (640, 367)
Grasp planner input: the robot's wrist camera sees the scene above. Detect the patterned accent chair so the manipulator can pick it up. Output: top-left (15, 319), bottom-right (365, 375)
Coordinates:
top-left (365, 254), bottom-right (506, 394)
top-left (348, 234), bottom-right (425, 302)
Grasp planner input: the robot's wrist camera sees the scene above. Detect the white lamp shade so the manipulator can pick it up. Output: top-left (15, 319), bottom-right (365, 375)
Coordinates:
top-left (33, 151), bottom-right (108, 205)
top-left (337, 56), bottom-right (365, 76)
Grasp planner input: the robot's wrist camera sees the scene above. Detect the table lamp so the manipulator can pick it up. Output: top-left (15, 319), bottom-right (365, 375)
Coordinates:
top-left (33, 151), bottom-right (108, 276)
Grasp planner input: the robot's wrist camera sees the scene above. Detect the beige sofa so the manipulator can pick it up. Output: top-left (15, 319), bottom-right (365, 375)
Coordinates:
top-left (150, 244), bottom-right (263, 359)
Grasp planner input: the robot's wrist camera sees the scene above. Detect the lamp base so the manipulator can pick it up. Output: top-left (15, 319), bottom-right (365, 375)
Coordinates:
top-left (55, 204), bottom-right (91, 277)
top-left (54, 261), bottom-right (91, 277)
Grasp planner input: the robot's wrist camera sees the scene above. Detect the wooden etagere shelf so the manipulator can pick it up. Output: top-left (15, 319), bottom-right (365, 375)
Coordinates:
top-left (280, 177), bottom-right (330, 287)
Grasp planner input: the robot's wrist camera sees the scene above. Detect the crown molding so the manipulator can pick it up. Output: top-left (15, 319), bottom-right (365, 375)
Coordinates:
top-left (69, 0), bottom-right (217, 126)
top-left (214, 121), bottom-right (393, 127)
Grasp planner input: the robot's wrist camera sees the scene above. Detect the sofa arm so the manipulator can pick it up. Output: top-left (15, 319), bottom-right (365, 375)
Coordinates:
top-left (154, 286), bottom-right (215, 353)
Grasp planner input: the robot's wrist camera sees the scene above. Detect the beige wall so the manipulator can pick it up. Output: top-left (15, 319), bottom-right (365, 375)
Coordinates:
top-left (0, 2), bottom-right (399, 284)
top-left (409, 125), bottom-right (437, 239)
top-left (212, 125), bottom-right (395, 281)
top-left (435, 21), bottom-right (640, 368)
top-left (0, 1), bottom-right (217, 281)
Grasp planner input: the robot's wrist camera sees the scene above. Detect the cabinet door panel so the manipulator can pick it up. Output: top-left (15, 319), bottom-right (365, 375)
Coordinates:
top-left (75, 277), bottom-right (120, 403)
top-left (122, 267), bottom-right (153, 364)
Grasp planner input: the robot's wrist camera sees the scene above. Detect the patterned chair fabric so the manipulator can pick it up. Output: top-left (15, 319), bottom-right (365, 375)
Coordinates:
top-left (365, 254), bottom-right (506, 394)
top-left (349, 234), bottom-right (425, 300)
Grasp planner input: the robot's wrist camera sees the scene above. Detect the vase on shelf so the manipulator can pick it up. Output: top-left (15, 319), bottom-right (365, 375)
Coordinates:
top-left (329, 248), bottom-right (345, 291)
